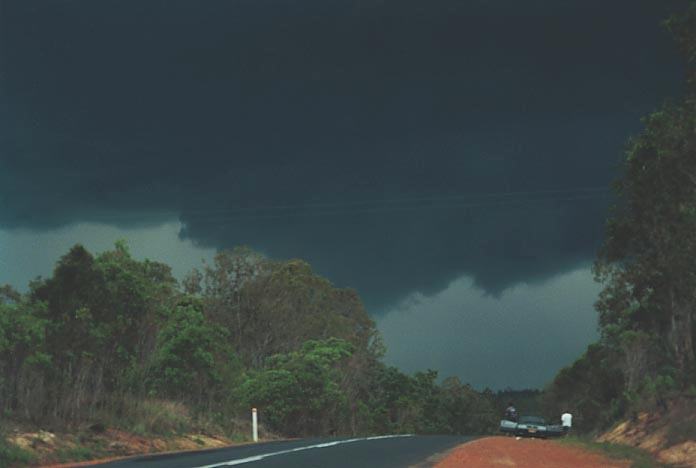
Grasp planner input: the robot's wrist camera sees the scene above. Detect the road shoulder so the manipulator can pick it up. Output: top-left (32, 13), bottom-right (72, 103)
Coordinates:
top-left (434, 436), bottom-right (632, 468)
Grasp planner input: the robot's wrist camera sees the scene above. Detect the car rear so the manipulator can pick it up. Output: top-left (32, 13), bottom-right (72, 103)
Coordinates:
top-left (515, 416), bottom-right (548, 437)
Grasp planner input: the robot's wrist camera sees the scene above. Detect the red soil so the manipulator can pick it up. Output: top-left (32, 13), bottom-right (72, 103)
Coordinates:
top-left (436, 436), bottom-right (631, 468)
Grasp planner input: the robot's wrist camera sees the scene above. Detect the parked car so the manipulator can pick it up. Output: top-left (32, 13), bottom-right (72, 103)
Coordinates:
top-left (499, 415), bottom-right (564, 438)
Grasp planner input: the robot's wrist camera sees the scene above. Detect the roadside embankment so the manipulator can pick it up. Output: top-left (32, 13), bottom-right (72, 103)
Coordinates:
top-left (1, 427), bottom-right (239, 467)
top-left (597, 398), bottom-right (696, 467)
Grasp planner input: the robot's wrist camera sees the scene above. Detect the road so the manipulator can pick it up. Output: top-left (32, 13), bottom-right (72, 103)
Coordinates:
top-left (91, 435), bottom-right (474, 468)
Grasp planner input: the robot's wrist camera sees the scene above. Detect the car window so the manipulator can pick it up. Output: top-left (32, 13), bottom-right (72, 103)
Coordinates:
top-left (519, 416), bottom-right (546, 425)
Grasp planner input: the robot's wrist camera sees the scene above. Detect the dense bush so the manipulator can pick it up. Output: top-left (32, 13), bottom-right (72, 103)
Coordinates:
top-left (0, 243), bottom-right (497, 438)
top-left (147, 300), bottom-right (239, 407)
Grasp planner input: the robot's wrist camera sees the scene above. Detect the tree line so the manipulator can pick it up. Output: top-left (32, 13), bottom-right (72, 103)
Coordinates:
top-left (543, 2), bottom-right (696, 432)
top-left (7, 3), bottom-right (694, 441)
top-left (0, 242), bottom-right (498, 437)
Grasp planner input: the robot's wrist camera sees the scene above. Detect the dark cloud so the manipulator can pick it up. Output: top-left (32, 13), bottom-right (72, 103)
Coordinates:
top-left (0, 0), bottom-right (687, 310)
top-left (377, 268), bottom-right (601, 389)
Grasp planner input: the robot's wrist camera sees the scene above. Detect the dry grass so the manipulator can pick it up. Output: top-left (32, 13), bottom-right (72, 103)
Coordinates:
top-left (96, 398), bottom-right (193, 436)
top-left (560, 436), bottom-right (669, 468)
top-left (0, 397), bottom-right (284, 467)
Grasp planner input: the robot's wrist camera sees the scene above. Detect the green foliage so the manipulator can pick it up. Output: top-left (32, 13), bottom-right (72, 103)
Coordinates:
top-left (666, 417), bottom-right (696, 447)
top-left (239, 341), bottom-right (497, 437)
top-left (664, 1), bottom-right (696, 90)
top-left (3, 244), bottom-right (176, 424)
top-left (19, 242), bottom-right (180, 421)
top-left (147, 300), bottom-right (239, 406)
top-left (546, 3), bottom-right (696, 433)
top-left (0, 294), bottom-right (49, 418)
top-left (0, 298), bottom-right (46, 359)
top-left (54, 445), bottom-right (97, 463)
top-left (543, 343), bottom-right (624, 432)
top-left (198, 250), bottom-right (378, 368)
top-left (0, 298), bottom-right (47, 355)
top-left (239, 338), bottom-right (354, 436)
top-left (439, 377), bottom-right (498, 434)
top-left (0, 436), bottom-right (34, 468)
top-left (596, 98), bottom-right (696, 378)
top-left (363, 366), bottom-right (497, 436)
top-left (1, 241), bottom-right (499, 441)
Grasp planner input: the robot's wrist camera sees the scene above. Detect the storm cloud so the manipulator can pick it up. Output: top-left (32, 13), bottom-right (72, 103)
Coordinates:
top-left (0, 0), bottom-right (687, 311)
top-left (377, 268), bottom-right (601, 389)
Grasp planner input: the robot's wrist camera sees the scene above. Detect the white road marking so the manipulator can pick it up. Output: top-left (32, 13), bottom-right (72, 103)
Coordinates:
top-left (192, 434), bottom-right (414, 467)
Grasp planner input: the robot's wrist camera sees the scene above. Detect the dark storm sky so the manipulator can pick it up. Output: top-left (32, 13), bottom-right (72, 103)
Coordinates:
top-left (0, 0), bottom-right (688, 387)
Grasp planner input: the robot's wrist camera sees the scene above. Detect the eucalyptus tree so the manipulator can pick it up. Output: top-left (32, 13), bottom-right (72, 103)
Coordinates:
top-left (595, 4), bottom-right (696, 384)
top-left (196, 248), bottom-right (378, 369)
top-left (29, 242), bottom-right (178, 421)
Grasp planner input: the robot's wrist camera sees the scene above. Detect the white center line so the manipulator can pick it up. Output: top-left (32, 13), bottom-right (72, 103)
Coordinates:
top-left (192, 434), bottom-right (414, 467)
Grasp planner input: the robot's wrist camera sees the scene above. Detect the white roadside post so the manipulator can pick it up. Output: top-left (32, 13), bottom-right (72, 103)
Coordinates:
top-left (252, 408), bottom-right (258, 442)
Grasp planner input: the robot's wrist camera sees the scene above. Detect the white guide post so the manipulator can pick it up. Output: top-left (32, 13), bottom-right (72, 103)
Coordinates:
top-left (252, 407), bottom-right (258, 442)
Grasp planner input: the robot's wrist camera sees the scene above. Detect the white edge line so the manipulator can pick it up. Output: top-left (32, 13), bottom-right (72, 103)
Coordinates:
top-left (192, 434), bottom-right (415, 468)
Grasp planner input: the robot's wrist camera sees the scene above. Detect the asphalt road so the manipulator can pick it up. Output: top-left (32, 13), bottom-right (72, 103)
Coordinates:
top-left (92, 435), bottom-right (475, 468)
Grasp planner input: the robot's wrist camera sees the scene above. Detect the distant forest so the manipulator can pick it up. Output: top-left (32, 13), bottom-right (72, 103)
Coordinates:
top-left (0, 243), bottom-right (501, 438)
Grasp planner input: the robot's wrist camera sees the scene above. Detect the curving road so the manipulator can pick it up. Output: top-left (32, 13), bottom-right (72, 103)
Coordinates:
top-left (92, 435), bottom-right (475, 468)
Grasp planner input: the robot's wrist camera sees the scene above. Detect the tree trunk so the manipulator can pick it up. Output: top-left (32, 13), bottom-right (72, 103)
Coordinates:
top-left (669, 290), bottom-right (695, 374)
top-left (624, 338), bottom-right (651, 392)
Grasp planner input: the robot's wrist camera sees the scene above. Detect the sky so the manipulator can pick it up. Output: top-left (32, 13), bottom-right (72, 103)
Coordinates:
top-left (377, 267), bottom-right (601, 389)
top-left (0, 0), bottom-right (688, 389)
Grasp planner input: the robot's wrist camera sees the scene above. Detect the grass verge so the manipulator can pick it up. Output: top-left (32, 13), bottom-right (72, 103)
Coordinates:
top-left (0, 398), bottom-right (263, 467)
top-left (558, 435), bottom-right (672, 468)
top-left (53, 445), bottom-right (100, 463)
top-left (0, 436), bottom-right (35, 468)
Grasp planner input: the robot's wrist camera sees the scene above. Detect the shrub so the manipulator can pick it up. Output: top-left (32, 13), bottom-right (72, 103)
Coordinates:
top-left (0, 436), bottom-right (34, 468)
top-left (99, 398), bottom-right (193, 435)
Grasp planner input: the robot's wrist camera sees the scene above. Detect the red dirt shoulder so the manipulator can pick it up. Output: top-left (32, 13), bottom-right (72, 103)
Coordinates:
top-left (436, 436), bottom-right (630, 468)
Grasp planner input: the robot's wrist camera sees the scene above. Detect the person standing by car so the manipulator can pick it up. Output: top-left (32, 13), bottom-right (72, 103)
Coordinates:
top-left (504, 402), bottom-right (518, 422)
top-left (561, 411), bottom-right (572, 434)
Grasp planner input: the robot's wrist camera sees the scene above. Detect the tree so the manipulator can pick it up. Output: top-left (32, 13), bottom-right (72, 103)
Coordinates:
top-left (595, 3), bottom-right (696, 384)
top-left (197, 249), bottom-right (378, 368)
top-left (239, 338), bottom-right (354, 436)
top-left (28, 242), bottom-right (178, 421)
top-left (441, 377), bottom-right (497, 435)
top-left (197, 247), bottom-right (264, 348)
top-left (0, 292), bottom-right (48, 417)
top-left (147, 299), bottom-right (239, 407)
top-left (665, 1), bottom-right (696, 91)
top-left (543, 343), bottom-right (624, 431)
top-left (595, 100), bottom-right (696, 380)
